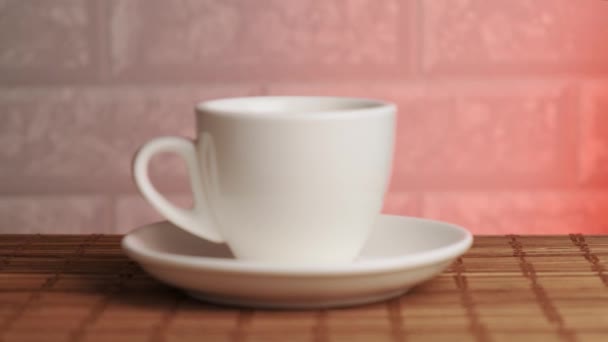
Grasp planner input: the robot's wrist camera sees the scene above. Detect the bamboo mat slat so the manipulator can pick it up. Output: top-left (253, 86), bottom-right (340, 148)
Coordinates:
top-left (0, 234), bottom-right (606, 342)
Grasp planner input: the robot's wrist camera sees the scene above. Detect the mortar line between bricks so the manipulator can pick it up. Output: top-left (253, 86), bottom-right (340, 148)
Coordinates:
top-left (93, 0), bottom-right (111, 84)
top-left (413, 0), bottom-right (424, 77)
top-left (0, 78), bottom-right (598, 91)
top-left (85, 0), bottom-right (102, 84)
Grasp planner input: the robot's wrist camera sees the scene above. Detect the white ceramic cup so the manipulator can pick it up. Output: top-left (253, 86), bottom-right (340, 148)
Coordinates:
top-left (133, 96), bottom-right (396, 265)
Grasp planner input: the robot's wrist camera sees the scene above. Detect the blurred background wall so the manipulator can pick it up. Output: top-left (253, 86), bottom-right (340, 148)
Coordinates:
top-left (1, 0), bottom-right (608, 234)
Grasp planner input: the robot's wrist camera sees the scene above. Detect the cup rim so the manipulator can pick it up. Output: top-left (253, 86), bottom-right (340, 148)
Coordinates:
top-left (195, 96), bottom-right (396, 120)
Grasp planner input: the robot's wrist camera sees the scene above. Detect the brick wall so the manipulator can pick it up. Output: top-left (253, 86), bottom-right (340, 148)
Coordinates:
top-left (1, 0), bottom-right (608, 234)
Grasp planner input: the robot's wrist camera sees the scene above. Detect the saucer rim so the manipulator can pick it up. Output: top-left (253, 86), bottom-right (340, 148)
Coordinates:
top-left (122, 215), bottom-right (473, 276)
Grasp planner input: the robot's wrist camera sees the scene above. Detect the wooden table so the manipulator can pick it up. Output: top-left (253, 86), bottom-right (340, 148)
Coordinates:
top-left (0, 234), bottom-right (606, 342)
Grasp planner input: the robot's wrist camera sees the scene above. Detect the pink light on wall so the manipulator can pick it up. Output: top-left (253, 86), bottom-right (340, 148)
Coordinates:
top-left (1, 0), bottom-right (608, 234)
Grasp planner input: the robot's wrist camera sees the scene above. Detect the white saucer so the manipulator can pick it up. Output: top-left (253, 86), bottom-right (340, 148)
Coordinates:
top-left (122, 215), bottom-right (473, 309)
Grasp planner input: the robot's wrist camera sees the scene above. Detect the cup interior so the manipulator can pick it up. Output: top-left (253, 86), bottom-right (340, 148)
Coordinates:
top-left (196, 96), bottom-right (393, 117)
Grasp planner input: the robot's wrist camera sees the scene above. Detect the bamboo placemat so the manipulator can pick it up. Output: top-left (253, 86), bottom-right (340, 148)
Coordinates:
top-left (0, 234), bottom-right (606, 341)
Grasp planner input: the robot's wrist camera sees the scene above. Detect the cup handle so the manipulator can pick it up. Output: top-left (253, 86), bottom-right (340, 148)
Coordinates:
top-left (132, 135), bottom-right (224, 243)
